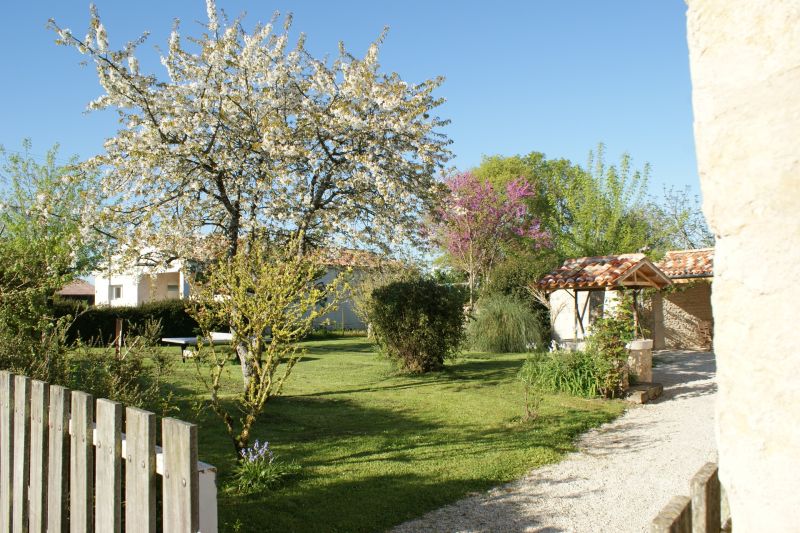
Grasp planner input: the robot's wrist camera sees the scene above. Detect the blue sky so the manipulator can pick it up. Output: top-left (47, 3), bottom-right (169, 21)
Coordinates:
top-left (0, 1), bottom-right (697, 195)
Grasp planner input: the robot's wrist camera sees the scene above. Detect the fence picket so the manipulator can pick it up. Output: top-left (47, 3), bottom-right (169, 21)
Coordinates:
top-left (12, 376), bottom-right (30, 533)
top-left (29, 381), bottom-right (49, 533)
top-left (70, 391), bottom-right (93, 533)
top-left (95, 399), bottom-right (122, 533)
top-left (47, 385), bottom-right (70, 533)
top-left (652, 495), bottom-right (692, 533)
top-left (0, 372), bottom-right (14, 533)
top-left (691, 462), bottom-right (721, 533)
top-left (162, 418), bottom-right (199, 533)
top-left (0, 371), bottom-right (215, 533)
top-left (125, 407), bottom-right (156, 533)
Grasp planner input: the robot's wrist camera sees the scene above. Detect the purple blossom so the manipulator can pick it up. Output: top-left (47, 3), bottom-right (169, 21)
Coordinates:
top-left (433, 172), bottom-right (551, 302)
top-left (239, 439), bottom-right (274, 464)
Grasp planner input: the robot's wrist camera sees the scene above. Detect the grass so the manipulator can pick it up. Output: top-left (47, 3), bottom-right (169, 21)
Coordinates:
top-left (162, 337), bottom-right (625, 533)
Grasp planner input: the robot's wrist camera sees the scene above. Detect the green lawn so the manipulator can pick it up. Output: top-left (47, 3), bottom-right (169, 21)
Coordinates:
top-left (166, 337), bottom-right (625, 533)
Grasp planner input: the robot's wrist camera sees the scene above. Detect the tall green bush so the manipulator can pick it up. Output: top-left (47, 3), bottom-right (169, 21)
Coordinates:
top-left (54, 299), bottom-right (204, 343)
top-left (368, 277), bottom-right (465, 373)
top-left (467, 293), bottom-right (544, 353)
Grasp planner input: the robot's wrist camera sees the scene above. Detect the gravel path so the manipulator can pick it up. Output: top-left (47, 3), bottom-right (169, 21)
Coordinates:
top-left (392, 350), bottom-right (717, 533)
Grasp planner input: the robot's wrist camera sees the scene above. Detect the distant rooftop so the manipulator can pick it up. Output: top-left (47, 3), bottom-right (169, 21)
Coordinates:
top-left (656, 248), bottom-right (714, 279)
top-left (57, 279), bottom-right (95, 296)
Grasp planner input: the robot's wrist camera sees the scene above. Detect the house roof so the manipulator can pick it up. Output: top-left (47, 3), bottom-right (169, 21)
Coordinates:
top-left (536, 253), bottom-right (672, 291)
top-left (57, 279), bottom-right (95, 296)
top-left (321, 248), bottom-right (382, 268)
top-left (656, 248), bottom-right (714, 279)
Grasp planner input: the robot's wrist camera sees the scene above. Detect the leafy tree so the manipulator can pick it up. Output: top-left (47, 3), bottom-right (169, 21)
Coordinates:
top-left (434, 172), bottom-right (549, 307)
top-left (648, 185), bottom-right (714, 250)
top-left (50, 2), bottom-right (451, 262)
top-left (472, 145), bottom-right (658, 260)
top-left (188, 236), bottom-right (345, 454)
top-left (559, 144), bottom-right (652, 257)
top-left (0, 141), bottom-right (98, 381)
top-left (473, 152), bottom-right (585, 253)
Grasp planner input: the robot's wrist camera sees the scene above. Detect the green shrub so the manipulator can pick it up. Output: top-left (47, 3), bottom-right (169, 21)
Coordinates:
top-left (232, 440), bottom-right (301, 494)
top-left (585, 295), bottom-right (635, 397)
top-left (54, 299), bottom-right (205, 343)
top-left (68, 319), bottom-right (175, 414)
top-left (368, 277), bottom-right (465, 373)
top-left (520, 349), bottom-right (606, 398)
top-left (467, 293), bottom-right (544, 353)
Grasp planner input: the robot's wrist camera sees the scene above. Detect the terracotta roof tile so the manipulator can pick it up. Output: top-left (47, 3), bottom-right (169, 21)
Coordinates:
top-left (537, 253), bottom-right (650, 290)
top-left (656, 248), bottom-right (714, 278)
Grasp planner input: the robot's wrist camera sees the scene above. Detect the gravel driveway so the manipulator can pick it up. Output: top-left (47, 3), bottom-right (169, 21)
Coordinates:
top-left (392, 350), bottom-right (717, 533)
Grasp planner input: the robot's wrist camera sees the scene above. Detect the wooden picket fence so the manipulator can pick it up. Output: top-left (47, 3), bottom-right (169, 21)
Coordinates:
top-left (0, 371), bottom-right (218, 532)
top-left (651, 462), bottom-right (731, 533)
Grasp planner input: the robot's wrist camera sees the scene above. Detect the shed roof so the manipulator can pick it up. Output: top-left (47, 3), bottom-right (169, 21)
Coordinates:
top-left (537, 253), bottom-right (672, 291)
top-left (656, 248), bottom-right (714, 279)
top-left (57, 279), bottom-right (95, 296)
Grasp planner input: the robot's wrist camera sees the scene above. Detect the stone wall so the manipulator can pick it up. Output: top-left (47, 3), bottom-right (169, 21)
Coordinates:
top-left (662, 282), bottom-right (713, 351)
top-left (687, 1), bottom-right (800, 529)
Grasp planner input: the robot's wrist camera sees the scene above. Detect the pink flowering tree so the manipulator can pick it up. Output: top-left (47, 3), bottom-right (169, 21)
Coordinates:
top-left (435, 172), bottom-right (550, 307)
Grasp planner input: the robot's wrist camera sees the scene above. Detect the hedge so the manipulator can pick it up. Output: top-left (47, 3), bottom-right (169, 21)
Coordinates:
top-left (53, 299), bottom-right (206, 343)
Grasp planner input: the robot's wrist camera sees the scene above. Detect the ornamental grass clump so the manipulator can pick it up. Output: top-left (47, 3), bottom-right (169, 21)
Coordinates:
top-left (232, 440), bottom-right (300, 494)
top-left (520, 349), bottom-right (604, 399)
top-left (467, 293), bottom-right (545, 353)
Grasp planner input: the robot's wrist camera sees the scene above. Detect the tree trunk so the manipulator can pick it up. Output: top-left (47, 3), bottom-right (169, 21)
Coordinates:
top-left (235, 341), bottom-right (252, 393)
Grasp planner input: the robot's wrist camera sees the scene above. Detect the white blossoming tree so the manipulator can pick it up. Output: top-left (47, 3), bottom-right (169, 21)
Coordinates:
top-left (49, 1), bottom-right (452, 263)
top-left (50, 3), bottom-right (450, 446)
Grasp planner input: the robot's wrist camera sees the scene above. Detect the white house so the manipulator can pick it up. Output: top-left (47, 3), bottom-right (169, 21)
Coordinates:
top-left (94, 251), bottom-right (371, 330)
top-left (94, 260), bottom-right (190, 307)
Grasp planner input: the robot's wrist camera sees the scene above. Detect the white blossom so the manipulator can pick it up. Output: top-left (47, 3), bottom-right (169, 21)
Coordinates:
top-left (50, 6), bottom-right (451, 262)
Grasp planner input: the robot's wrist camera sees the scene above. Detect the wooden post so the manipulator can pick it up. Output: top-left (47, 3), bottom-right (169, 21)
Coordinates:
top-left (571, 290), bottom-right (579, 340)
top-left (125, 407), bottom-right (157, 533)
top-left (95, 399), bottom-right (123, 533)
top-left (162, 418), bottom-right (199, 533)
top-left (29, 380), bottom-right (49, 533)
top-left (115, 317), bottom-right (123, 356)
top-left (0, 372), bottom-right (14, 532)
top-left (651, 495), bottom-right (692, 533)
top-left (12, 375), bottom-right (31, 533)
top-left (70, 391), bottom-right (94, 533)
top-left (47, 385), bottom-right (70, 533)
top-left (691, 462), bottom-right (721, 533)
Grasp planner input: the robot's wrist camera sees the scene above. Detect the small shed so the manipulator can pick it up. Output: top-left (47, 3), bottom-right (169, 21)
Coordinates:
top-left (536, 254), bottom-right (673, 343)
top-left (649, 248), bottom-right (715, 350)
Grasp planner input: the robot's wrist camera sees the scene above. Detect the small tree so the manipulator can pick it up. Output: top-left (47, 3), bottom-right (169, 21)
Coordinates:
top-left (434, 172), bottom-right (549, 307)
top-left (0, 141), bottom-right (98, 381)
top-left (188, 237), bottom-right (345, 454)
top-left (368, 277), bottom-right (465, 373)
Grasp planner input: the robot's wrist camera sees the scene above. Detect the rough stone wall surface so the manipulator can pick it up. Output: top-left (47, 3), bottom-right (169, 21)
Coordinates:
top-left (663, 283), bottom-right (713, 350)
top-left (687, 1), bottom-right (800, 530)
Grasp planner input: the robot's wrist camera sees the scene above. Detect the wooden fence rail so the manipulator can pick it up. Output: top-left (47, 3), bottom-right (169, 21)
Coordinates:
top-left (651, 462), bottom-right (731, 533)
top-left (0, 371), bottom-right (217, 532)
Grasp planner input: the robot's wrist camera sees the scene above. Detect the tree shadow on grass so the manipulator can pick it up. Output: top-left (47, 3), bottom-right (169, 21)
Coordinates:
top-left (194, 391), bottom-right (619, 533)
top-left (217, 471), bottom-right (561, 533)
